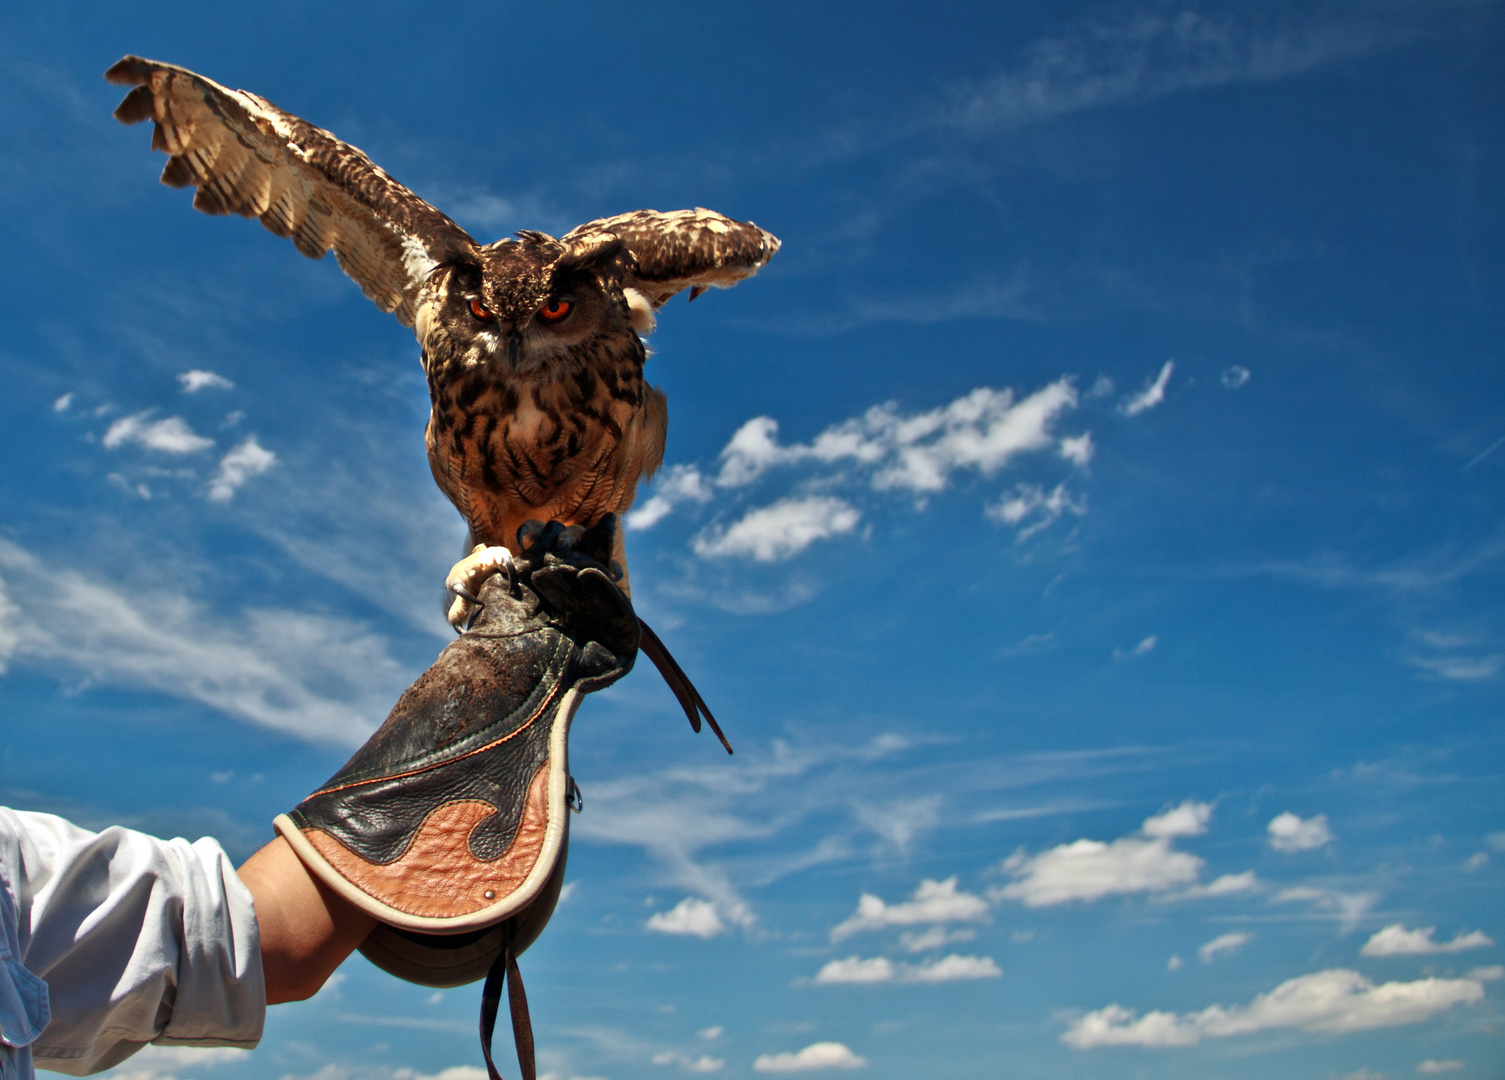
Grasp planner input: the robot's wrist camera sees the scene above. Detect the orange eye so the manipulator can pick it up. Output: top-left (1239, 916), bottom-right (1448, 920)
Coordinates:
top-left (469, 298), bottom-right (494, 321)
top-left (538, 298), bottom-right (572, 324)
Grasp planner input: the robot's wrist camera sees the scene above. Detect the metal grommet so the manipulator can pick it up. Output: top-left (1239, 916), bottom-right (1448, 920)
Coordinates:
top-left (483, 889), bottom-right (496, 900)
top-left (567, 775), bottom-right (583, 813)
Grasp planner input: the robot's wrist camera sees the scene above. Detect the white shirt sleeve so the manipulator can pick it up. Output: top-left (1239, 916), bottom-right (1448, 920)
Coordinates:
top-left (0, 808), bottom-right (265, 1077)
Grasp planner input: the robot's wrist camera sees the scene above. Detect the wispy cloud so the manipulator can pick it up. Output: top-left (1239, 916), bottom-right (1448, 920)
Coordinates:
top-left (1198, 931), bottom-right (1253, 963)
top-left (103, 411), bottom-right (214, 454)
top-left (1062, 967), bottom-right (1485, 1048)
top-left (1120, 361), bottom-right (1175, 416)
top-left (693, 496), bottom-right (861, 562)
top-left (0, 536), bottom-right (405, 744)
top-left (208, 436), bottom-right (277, 501)
top-left (177, 369), bottom-right (234, 393)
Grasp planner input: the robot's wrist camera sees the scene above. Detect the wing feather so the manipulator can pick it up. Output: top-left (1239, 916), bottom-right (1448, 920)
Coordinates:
top-left (106, 55), bottom-right (479, 327)
top-left (563, 208), bottom-right (779, 308)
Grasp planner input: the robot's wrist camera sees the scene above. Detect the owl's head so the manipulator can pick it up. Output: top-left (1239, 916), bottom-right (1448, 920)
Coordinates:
top-left (415, 230), bottom-right (656, 381)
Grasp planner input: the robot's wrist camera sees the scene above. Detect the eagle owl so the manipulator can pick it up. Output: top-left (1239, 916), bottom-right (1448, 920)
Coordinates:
top-left (107, 56), bottom-right (777, 749)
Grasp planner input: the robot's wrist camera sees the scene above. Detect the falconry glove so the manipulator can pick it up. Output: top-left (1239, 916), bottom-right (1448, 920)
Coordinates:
top-left (275, 516), bottom-right (690, 1080)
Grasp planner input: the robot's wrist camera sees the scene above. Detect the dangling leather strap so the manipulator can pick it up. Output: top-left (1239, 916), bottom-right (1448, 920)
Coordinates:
top-left (480, 922), bottom-right (536, 1080)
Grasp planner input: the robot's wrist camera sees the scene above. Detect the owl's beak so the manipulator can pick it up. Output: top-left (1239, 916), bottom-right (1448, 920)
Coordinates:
top-left (506, 329), bottom-right (521, 369)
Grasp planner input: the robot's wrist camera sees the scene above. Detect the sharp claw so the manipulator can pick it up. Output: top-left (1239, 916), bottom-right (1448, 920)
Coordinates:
top-left (688, 285), bottom-right (706, 302)
top-left (448, 580), bottom-right (480, 604)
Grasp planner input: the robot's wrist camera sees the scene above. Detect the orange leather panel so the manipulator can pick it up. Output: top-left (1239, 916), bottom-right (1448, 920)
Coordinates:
top-left (304, 763), bottom-right (551, 919)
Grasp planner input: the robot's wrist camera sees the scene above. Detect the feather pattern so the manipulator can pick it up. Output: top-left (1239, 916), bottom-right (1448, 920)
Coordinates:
top-left (107, 55), bottom-right (478, 327)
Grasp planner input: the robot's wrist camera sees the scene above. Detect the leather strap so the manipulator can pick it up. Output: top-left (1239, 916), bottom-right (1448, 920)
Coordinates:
top-left (480, 921), bottom-right (536, 1080)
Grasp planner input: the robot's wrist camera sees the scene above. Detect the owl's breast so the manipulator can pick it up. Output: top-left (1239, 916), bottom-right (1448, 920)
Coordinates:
top-left (423, 352), bottom-right (664, 549)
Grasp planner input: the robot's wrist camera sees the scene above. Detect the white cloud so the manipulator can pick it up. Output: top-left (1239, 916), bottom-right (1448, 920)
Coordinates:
top-left (905, 954), bottom-right (1001, 983)
top-left (985, 482), bottom-right (1086, 541)
top-left (208, 436), bottom-right (277, 501)
top-left (753, 1043), bottom-right (867, 1073)
top-left (1270, 887), bottom-right (1378, 933)
top-left (0, 537), bottom-right (401, 745)
top-left (1409, 654), bottom-right (1502, 680)
top-left (1120, 361), bottom-right (1174, 416)
top-left (103, 411), bottom-right (214, 454)
top-left (1159, 871), bottom-right (1259, 902)
top-left (995, 801), bottom-right (1221, 907)
top-left (1062, 968), bottom-right (1487, 1049)
top-left (1199, 931), bottom-right (1252, 963)
top-left (1221, 365), bottom-right (1251, 389)
top-left (813, 953), bottom-right (1000, 985)
top-left (813, 956), bottom-right (896, 985)
top-left (851, 796), bottom-right (941, 855)
top-left (830, 877), bottom-right (989, 941)
top-left (1143, 799), bottom-right (1210, 838)
top-left (693, 496), bottom-right (860, 561)
top-left (1167, 954), bottom-right (1183, 971)
top-left (178, 369), bottom-right (234, 393)
top-left (1489, 832), bottom-right (1505, 852)
top-left (52, 392), bottom-right (73, 412)
top-left (645, 897), bottom-right (726, 939)
top-left (1112, 634), bottom-right (1157, 660)
top-left (652, 1051), bottom-right (725, 1073)
top-left (1360, 925), bottom-right (1494, 957)
top-left (1058, 432), bottom-right (1094, 465)
top-left (1416, 1060), bottom-right (1464, 1074)
top-left (627, 464), bottom-right (715, 530)
top-left (1471, 965), bottom-right (1504, 982)
top-left (1465, 852), bottom-right (1488, 871)
top-left (698, 1027), bottom-right (724, 1042)
top-left (898, 926), bottom-right (976, 953)
top-left (1268, 811), bottom-right (1335, 852)
top-left (716, 380), bottom-right (1079, 494)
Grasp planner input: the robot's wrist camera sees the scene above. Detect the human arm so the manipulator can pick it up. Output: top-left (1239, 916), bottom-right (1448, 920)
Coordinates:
top-left (236, 837), bottom-right (375, 1005)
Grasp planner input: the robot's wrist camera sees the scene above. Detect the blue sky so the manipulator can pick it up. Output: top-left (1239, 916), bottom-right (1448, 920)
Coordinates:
top-left (1, 1), bottom-right (1502, 1078)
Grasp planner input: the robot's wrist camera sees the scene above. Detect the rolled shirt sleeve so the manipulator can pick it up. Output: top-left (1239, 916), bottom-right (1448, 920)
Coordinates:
top-left (0, 809), bottom-right (264, 1075)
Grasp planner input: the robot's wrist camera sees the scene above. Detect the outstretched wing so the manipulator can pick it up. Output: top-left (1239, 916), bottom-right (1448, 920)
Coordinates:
top-left (106, 56), bottom-right (479, 327)
top-left (563, 208), bottom-right (779, 309)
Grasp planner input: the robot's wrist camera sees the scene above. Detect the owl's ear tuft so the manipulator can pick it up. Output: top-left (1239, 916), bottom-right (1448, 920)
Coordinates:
top-left (623, 287), bottom-right (656, 336)
top-left (558, 233), bottom-right (633, 285)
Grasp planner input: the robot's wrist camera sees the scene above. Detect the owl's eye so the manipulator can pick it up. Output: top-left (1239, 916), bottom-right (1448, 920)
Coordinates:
top-left (538, 298), bottom-right (573, 325)
top-left (468, 298), bottom-right (494, 321)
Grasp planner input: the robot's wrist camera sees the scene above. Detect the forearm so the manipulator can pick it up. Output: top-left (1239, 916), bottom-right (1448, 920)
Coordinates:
top-left (237, 837), bottom-right (376, 1004)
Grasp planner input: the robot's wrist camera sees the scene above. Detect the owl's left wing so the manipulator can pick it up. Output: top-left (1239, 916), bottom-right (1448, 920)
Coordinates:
top-left (563, 208), bottom-right (779, 309)
top-left (106, 56), bottom-right (479, 327)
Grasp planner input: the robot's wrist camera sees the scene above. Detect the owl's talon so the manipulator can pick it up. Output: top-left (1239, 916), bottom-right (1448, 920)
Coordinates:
top-left (445, 545), bottom-right (516, 629)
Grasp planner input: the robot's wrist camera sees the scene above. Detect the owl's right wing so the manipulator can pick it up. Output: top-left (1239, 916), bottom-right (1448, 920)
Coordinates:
top-left (563, 208), bottom-right (780, 309)
top-left (107, 56), bottom-right (479, 328)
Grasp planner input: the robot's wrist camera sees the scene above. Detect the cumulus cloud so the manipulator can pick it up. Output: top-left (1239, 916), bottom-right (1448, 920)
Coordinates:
top-left (753, 1043), bottom-right (867, 1072)
top-left (1159, 871), bottom-right (1259, 902)
top-left (1198, 932), bottom-right (1253, 963)
top-left (813, 956), bottom-right (896, 985)
top-left (830, 878), bottom-right (989, 941)
top-left (1061, 968), bottom-right (1486, 1049)
top-left (1267, 812), bottom-right (1335, 852)
top-left (693, 496), bottom-right (861, 561)
top-left (103, 411), bottom-right (214, 454)
top-left (52, 392), bottom-right (73, 412)
top-left (715, 380), bottom-right (1081, 494)
top-left (985, 482), bottom-right (1086, 541)
top-left (628, 464), bottom-right (716, 530)
top-left (178, 369), bottom-right (234, 392)
top-left (994, 801), bottom-right (1228, 907)
top-left (1120, 361), bottom-right (1174, 416)
top-left (898, 926), bottom-right (977, 953)
top-left (208, 436), bottom-right (277, 501)
top-left (1360, 925), bottom-right (1494, 957)
top-left (645, 897), bottom-right (726, 939)
top-left (813, 953), bottom-right (1000, 985)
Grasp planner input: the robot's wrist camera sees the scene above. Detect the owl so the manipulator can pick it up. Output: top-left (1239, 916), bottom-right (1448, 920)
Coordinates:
top-left (107, 56), bottom-right (778, 751)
